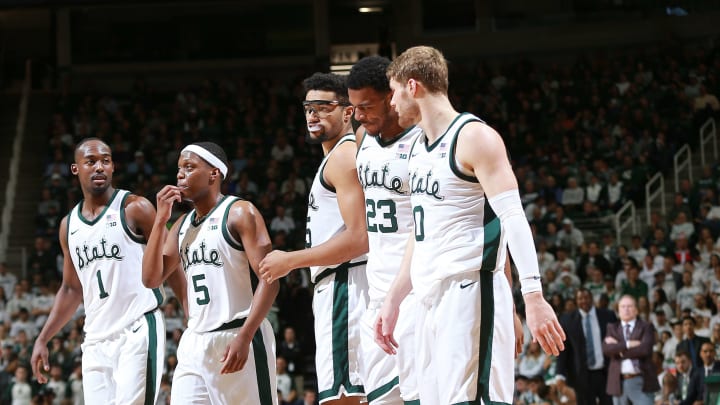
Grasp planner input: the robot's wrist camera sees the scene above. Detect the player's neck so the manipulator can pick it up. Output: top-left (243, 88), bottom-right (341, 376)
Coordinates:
top-left (378, 122), bottom-right (407, 142)
top-left (193, 190), bottom-right (223, 220)
top-left (82, 187), bottom-right (115, 213)
top-left (418, 97), bottom-right (459, 143)
top-left (321, 123), bottom-right (353, 155)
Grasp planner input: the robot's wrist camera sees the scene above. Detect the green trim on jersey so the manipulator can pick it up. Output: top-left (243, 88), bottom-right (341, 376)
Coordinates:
top-left (448, 117), bottom-right (483, 183)
top-left (367, 376), bottom-right (399, 403)
top-left (355, 130), bottom-right (368, 158)
top-left (143, 311), bottom-right (159, 405)
top-left (190, 195), bottom-right (229, 226)
top-left (252, 328), bottom-right (275, 405)
top-left (424, 114), bottom-right (466, 152)
top-left (318, 266), bottom-right (365, 401)
top-left (319, 134), bottom-right (356, 193)
top-left (119, 192), bottom-right (146, 244)
top-left (65, 212), bottom-right (72, 244)
top-left (374, 125), bottom-right (416, 148)
top-left (480, 200), bottom-right (501, 272)
top-left (76, 188), bottom-right (120, 225)
top-left (221, 197), bottom-right (244, 251)
top-left (404, 401), bottom-right (421, 405)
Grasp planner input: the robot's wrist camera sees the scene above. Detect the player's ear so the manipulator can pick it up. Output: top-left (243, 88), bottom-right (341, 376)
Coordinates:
top-left (70, 163), bottom-right (78, 175)
top-left (343, 105), bottom-right (354, 123)
top-left (210, 167), bottom-right (220, 182)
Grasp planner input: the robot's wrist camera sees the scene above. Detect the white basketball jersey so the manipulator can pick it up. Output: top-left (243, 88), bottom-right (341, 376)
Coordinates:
top-left (356, 126), bottom-right (422, 301)
top-left (307, 134), bottom-right (367, 282)
top-left (66, 189), bottom-right (164, 342)
top-left (408, 113), bottom-right (507, 300)
top-left (177, 196), bottom-right (255, 333)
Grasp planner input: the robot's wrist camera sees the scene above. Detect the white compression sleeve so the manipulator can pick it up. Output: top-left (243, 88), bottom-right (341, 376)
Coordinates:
top-left (487, 189), bottom-right (543, 295)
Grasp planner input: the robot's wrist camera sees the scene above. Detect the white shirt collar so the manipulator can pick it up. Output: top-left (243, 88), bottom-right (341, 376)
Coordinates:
top-left (579, 307), bottom-right (596, 318)
top-left (622, 319), bottom-right (637, 329)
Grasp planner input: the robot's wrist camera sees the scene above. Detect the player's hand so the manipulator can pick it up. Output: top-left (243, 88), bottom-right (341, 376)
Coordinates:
top-left (31, 340), bottom-right (50, 384)
top-left (523, 292), bottom-right (565, 356)
top-left (155, 185), bottom-right (182, 223)
top-left (604, 336), bottom-right (618, 344)
top-left (258, 250), bottom-right (293, 283)
top-left (514, 311), bottom-right (524, 358)
top-left (220, 334), bottom-right (251, 374)
top-left (374, 300), bottom-right (400, 355)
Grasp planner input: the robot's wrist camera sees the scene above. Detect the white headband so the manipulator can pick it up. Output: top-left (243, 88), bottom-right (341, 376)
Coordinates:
top-left (181, 144), bottom-right (228, 178)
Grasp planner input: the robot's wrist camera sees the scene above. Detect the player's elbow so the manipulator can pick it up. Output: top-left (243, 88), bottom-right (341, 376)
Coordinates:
top-left (142, 271), bottom-right (162, 289)
top-left (355, 230), bottom-right (369, 255)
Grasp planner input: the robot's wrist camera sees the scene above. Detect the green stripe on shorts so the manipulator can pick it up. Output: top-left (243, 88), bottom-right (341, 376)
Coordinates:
top-left (144, 312), bottom-right (158, 405)
top-left (252, 328), bottom-right (274, 405)
top-left (367, 376), bottom-right (399, 403)
top-left (318, 265), bottom-right (365, 400)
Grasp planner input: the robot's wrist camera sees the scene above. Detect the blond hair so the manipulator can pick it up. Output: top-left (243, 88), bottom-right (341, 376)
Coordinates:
top-left (387, 46), bottom-right (449, 94)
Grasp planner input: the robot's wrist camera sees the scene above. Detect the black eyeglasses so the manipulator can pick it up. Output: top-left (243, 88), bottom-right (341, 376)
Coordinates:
top-left (302, 100), bottom-right (350, 117)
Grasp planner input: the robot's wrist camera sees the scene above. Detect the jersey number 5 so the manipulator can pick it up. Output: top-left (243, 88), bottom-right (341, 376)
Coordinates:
top-left (192, 274), bottom-right (210, 305)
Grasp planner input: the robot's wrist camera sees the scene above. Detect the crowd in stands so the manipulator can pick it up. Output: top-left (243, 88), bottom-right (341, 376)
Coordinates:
top-left (0, 36), bottom-right (719, 404)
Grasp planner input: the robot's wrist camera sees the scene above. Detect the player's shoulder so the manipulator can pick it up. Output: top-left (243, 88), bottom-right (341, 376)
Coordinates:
top-left (457, 119), bottom-right (505, 153)
top-left (227, 197), bottom-right (261, 220)
top-left (122, 192), bottom-right (156, 215)
top-left (329, 137), bottom-right (359, 164)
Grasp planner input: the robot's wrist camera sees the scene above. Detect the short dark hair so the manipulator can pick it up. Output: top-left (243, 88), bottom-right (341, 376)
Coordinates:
top-left (74, 137), bottom-right (111, 156)
top-left (347, 56), bottom-right (391, 93)
top-left (681, 315), bottom-right (696, 325)
top-left (302, 72), bottom-right (349, 104)
top-left (675, 349), bottom-right (692, 359)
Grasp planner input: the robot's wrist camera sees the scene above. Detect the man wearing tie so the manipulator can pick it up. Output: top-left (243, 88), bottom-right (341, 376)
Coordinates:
top-left (676, 315), bottom-right (710, 369)
top-left (700, 341), bottom-right (720, 400)
top-left (673, 350), bottom-right (704, 405)
top-left (557, 288), bottom-right (618, 404)
top-left (700, 341), bottom-right (720, 377)
top-left (602, 295), bottom-right (659, 405)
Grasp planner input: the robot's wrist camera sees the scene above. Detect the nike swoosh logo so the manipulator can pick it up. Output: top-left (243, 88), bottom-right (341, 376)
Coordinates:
top-left (460, 281), bottom-right (477, 289)
top-left (361, 146), bottom-right (371, 150)
top-left (411, 153), bottom-right (419, 157)
top-left (70, 229), bottom-right (79, 235)
top-left (132, 325), bottom-right (142, 333)
top-left (316, 286), bottom-right (328, 294)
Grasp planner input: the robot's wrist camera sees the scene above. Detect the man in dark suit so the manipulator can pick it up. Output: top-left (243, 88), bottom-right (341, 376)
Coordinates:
top-left (676, 315), bottom-right (710, 369)
top-left (602, 294), bottom-right (659, 405)
top-left (700, 341), bottom-right (720, 376)
top-left (700, 341), bottom-right (720, 400)
top-left (674, 350), bottom-right (704, 405)
top-left (557, 288), bottom-right (618, 405)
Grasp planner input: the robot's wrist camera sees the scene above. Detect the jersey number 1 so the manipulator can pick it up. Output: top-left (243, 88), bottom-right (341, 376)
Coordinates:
top-left (96, 270), bottom-right (109, 299)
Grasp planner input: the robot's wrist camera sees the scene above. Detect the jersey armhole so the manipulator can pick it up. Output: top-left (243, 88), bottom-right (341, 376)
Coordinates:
top-left (222, 197), bottom-right (245, 251)
top-left (320, 134), bottom-right (356, 193)
top-left (449, 118), bottom-right (483, 183)
top-left (355, 130), bottom-right (368, 158)
top-left (119, 192), bottom-right (146, 244)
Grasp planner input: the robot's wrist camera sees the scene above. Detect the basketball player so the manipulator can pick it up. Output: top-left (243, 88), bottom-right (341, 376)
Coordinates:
top-left (30, 138), bottom-right (183, 404)
top-left (347, 55), bottom-right (422, 405)
top-left (375, 46), bottom-right (565, 404)
top-left (258, 73), bottom-right (369, 405)
top-left (142, 142), bottom-right (279, 404)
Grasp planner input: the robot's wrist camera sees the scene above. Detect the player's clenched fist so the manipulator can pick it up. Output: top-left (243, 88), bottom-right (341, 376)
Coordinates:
top-left (155, 185), bottom-right (182, 223)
